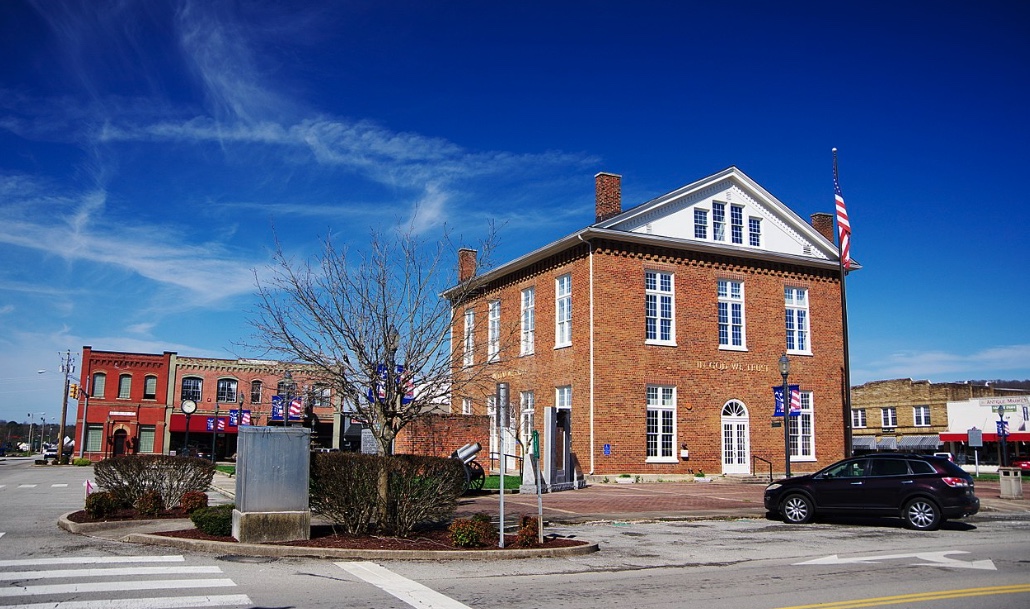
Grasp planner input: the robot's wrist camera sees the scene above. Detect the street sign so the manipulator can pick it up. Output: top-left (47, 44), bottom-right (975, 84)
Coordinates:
top-left (991, 405), bottom-right (1018, 413)
top-left (968, 427), bottom-right (983, 447)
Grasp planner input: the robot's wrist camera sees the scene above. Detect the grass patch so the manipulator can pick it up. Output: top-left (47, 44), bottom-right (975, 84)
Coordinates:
top-left (482, 474), bottom-right (521, 491)
top-left (215, 465), bottom-right (236, 476)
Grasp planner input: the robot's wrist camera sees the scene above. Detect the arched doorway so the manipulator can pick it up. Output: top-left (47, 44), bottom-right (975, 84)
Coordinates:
top-left (112, 428), bottom-right (128, 457)
top-left (721, 400), bottom-right (751, 475)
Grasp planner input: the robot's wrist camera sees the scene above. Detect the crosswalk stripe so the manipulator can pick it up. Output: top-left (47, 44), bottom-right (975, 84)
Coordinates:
top-left (7, 594), bottom-right (253, 609)
top-left (0, 555), bottom-right (185, 568)
top-left (52, 483), bottom-right (70, 487)
top-left (338, 562), bottom-right (472, 609)
top-left (0, 578), bottom-right (236, 597)
top-left (17, 484), bottom-right (37, 488)
top-left (0, 566), bottom-right (222, 581)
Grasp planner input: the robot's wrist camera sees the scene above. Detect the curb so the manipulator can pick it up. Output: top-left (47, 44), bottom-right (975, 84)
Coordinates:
top-left (58, 512), bottom-right (599, 560)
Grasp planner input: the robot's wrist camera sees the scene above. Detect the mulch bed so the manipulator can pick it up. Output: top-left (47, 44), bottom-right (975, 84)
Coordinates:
top-left (67, 510), bottom-right (587, 551)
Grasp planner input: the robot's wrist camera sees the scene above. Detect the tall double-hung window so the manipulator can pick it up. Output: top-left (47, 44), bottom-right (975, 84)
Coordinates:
top-left (789, 391), bottom-right (815, 460)
top-left (712, 202), bottom-right (726, 241)
top-left (785, 287), bottom-right (810, 354)
top-left (463, 309), bottom-right (475, 367)
top-left (216, 379), bottom-right (238, 403)
top-left (555, 274), bottom-right (572, 347)
top-left (521, 287), bottom-right (535, 355)
top-left (913, 405), bottom-right (931, 427)
top-left (181, 377), bottom-right (202, 402)
top-left (645, 270), bottom-right (674, 344)
top-left (487, 300), bottom-right (501, 362)
top-left (118, 374), bottom-right (132, 399)
top-left (718, 279), bottom-right (745, 349)
top-left (730, 205), bottom-right (744, 244)
top-left (749, 217), bottom-right (762, 247)
top-left (646, 386), bottom-right (676, 461)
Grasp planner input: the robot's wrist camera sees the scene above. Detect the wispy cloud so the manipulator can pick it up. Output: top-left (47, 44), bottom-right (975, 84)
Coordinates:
top-left (854, 344), bottom-right (1030, 384)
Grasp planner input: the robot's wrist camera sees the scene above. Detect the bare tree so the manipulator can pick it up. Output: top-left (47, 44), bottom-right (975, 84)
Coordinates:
top-left (244, 223), bottom-right (499, 457)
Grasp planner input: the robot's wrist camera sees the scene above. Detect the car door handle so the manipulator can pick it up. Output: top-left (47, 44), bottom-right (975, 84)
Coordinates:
top-left (902, 480), bottom-right (914, 484)
top-left (850, 481), bottom-right (863, 485)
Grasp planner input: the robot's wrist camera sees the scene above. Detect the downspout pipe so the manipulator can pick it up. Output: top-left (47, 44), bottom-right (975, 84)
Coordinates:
top-left (577, 233), bottom-right (595, 475)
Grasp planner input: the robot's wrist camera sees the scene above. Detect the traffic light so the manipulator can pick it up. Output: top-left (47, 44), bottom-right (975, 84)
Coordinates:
top-left (68, 383), bottom-right (78, 399)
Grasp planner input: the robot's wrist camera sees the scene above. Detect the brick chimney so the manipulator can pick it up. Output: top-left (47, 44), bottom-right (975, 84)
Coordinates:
top-left (810, 213), bottom-right (835, 242)
top-left (458, 248), bottom-right (477, 282)
top-left (595, 172), bottom-right (622, 222)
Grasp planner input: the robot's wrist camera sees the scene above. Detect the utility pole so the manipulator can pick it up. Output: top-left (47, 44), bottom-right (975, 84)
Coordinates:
top-left (57, 350), bottom-right (75, 463)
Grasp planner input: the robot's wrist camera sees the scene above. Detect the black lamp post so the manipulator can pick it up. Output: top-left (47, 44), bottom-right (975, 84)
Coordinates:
top-left (181, 400), bottom-right (197, 457)
top-left (779, 353), bottom-right (791, 478)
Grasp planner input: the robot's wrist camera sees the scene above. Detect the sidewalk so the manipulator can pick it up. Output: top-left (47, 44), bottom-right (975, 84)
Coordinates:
top-left (205, 471), bottom-right (1030, 523)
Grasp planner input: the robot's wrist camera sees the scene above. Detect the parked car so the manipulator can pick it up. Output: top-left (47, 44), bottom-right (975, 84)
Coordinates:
top-left (1010, 458), bottom-right (1030, 473)
top-left (764, 454), bottom-right (979, 531)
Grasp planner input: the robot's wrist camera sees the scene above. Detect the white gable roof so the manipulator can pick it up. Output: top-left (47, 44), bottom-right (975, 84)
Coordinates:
top-left (444, 167), bottom-right (848, 298)
top-left (595, 166), bottom-right (840, 264)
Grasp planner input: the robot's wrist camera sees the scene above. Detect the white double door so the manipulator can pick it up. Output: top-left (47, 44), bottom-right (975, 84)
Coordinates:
top-left (721, 401), bottom-right (751, 475)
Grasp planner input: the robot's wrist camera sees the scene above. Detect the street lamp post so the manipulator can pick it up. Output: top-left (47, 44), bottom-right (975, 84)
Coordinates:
top-left (779, 353), bottom-right (791, 479)
top-left (181, 400), bottom-right (197, 457)
top-left (27, 413), bottom-right (34, 454)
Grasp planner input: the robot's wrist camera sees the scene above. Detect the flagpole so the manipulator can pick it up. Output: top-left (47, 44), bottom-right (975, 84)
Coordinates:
top-left (833, 148), bottom-right (854, 457)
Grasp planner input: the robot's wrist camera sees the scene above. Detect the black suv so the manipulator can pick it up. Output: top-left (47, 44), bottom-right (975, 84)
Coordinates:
top-left (764, 453), bottom-right (979, 531)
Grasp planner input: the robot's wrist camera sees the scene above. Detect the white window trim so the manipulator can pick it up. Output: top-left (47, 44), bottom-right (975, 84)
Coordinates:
top-left (790, 391), bottom-right (816, 462)
top-left (462, 398), bottom-right (472, 416)
top-left (463, 309), bottom-right (474, 367)
top-left (785, 287), bottom-right (812, 355)
top-left (555, 274), bottom-right (572, 348)
top-left (881, 407), bottom-right (898, 428)
top-left (487, 300), bottom-right (501, 363)
top-left (852, 408), bottom-right (867, 429)
top-left (520, 287), bottom-right (535, 356)
top-left (556, 385), bottom-right (572, 410)
top-left (646, 385), bottom-right (678, 463)
top-left (645, 270), bottom-right (676, 346)
top-left (718, 279), bottom-right (747, 351)
top-left (913, 405), bottom-right (931, 427)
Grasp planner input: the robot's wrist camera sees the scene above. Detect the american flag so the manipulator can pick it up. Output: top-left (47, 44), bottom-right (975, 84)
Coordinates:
top-left (789, 388), bottom-right (802, 415)
top-left (217, 417), bottom-right (226, 431)
top-left (289, 397), bottom-right (303, 419)
top-left (241, 410), bottom-right (251, 425)
top-left (834, 171), bottom-right (852, 270)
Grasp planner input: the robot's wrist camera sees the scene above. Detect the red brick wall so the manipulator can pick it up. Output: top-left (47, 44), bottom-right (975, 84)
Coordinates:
top-left (451, 238), bottom-right (846, 478)
top-left (394, 413), bottom-right (491, 458)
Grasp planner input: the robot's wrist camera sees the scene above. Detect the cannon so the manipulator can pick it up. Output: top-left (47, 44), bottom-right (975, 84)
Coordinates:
top-left (451, 442), bottom-right (485, 492)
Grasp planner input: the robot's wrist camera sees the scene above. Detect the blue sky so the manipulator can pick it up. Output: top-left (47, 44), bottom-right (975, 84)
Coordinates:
top-left (2, 0), bottom-right (1028, 426)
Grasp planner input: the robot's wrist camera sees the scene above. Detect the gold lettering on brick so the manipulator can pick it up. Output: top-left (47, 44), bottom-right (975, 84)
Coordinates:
top-left (696, 361), bottom-right (771, 373)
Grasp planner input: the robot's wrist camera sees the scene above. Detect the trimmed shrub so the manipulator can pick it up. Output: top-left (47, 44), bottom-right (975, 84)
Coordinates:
top-left (310, 452), bottom-right (384, 535)
top-left (179, 490), bottom-right (209, 513)
top-left (134, 490), bottom-right (164, 517)
top-left (72, 458), bottom-right (92, 466)
top-left (386, 454), bottom-right (466, 536)
top-left (94, 455), bottom-right (214, 508)
top-left (513, 515), bottom-right (540, 548)
top-left (190, 504), bottom-right (234, 537)
top-left (84, 491), bottom-right (120, 519)
top-left (449, 514), bottom-right (496, 548)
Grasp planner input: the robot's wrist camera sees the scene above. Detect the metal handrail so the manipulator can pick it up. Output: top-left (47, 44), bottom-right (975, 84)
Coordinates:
top-left (752, 455), bottom-right (773, 484)
top-left (487, 451), bottom-right (524, 476)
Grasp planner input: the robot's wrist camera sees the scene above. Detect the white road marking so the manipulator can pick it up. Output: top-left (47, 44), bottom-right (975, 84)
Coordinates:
top-left (0, 578), bottom-right (236, 597)
top-left (17, 484), bottom-right (37, 488)
top-left (0, 565), bottom-right (222, 581)
top-left (338, 562), bottom-right (473, 609)
top-left (6, 594), bottom-right (252, 609)
top-left (796, 550), bottom-right (996, 570)
top-left (0, 555), bottom-right (185, 568)
top-left (52, 483), bottom-right (69, 487)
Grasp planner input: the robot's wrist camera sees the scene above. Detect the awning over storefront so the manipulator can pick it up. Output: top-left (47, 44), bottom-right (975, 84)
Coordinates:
top-left (852, 436), bottom-right (876, 449)
top-left (169, 413), bottom-right (238, 434)
top-left (897, 435), bottom-right (940, 449)
top-left (877, 436), bottom-right (897, 450)
top-left (940, 431), bottom-right (1030, 443)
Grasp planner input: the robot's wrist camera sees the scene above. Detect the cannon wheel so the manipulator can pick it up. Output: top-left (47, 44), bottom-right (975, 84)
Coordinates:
top-left (466, 460), bottom-right (486, 491)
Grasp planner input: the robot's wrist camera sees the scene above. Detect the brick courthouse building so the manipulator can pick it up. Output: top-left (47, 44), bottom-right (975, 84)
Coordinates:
top-left (447, 168), bottom-right (852, 488)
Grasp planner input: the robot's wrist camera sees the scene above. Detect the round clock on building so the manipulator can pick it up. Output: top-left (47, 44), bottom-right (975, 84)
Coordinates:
top-left (181, 399), bottom-right (197, 415)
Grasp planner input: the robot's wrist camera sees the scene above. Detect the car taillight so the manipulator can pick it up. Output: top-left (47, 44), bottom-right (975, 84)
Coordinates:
top-left (941, 477), bottom-right (970, 488)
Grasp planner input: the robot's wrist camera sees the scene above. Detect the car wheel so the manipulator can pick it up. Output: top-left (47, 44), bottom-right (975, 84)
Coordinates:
top-left (903, 498), bottom-right (942, 531)
top-left (781, 494), bottom-right (814, 524)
